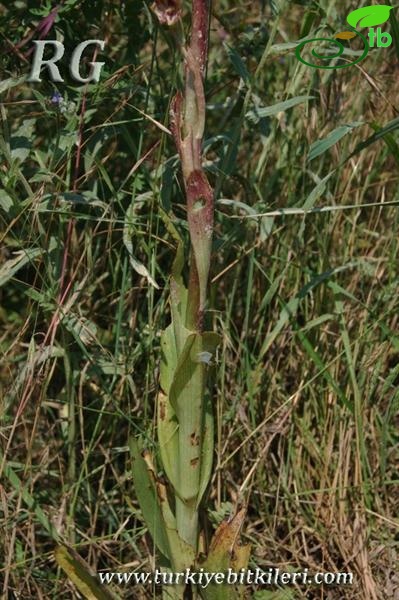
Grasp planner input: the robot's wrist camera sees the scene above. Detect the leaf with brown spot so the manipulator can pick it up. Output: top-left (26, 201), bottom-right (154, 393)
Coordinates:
top-left (199, 509), bottom-right (251, 599)
top-left (186, 170), bottom-right (214, 316)
top-left (130, 438), bottom-right (172, 560)
top-left (157, 391), bottom-right (180, 493)
top-left (191, 0), bottom-right (210, 76)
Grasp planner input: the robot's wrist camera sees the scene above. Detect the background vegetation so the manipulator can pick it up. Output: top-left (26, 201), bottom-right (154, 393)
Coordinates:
top-left (1, 0), bottom-right (398, 598)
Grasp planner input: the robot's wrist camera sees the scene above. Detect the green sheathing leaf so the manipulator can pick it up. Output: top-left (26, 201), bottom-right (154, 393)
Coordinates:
top-left (169, 333), bottom-right (220, 503)
top-left (130, 438), bottom-right (172, 560)
top-left (160, 323), bottom-right (180, 395)
top-left (196, 397), bottom-right (214, 508)
top-left (186, 170), bottom-right (214, 317)
top-left (130, 438), bottom-right (196, 572)
top-left (157, 391), bottom-right (180, 493)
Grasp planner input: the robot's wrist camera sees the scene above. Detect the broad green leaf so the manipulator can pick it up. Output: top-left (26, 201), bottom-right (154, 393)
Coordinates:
top-left (347, 5), bottom-right (392, 29)
top-left (246, 96), bottom-right (314, 124)
top-left (54, 546), bottom-right (119, 600)
top-left (169, 332), bottom-right (221, 419)
top-left (130, 437), bottom-right (196, 571)
top-left (130, 438), bottom-right (172, 560)
top-left (300, 171), bottom-right (334, 212)
top-left (0, 248), bottom-right (42, 287)
top-left (169, 332), bottom-right (220, 502)
top-left (157, 391), bottom-right (180, 493)
top-left (158, 207), bottom-right (189, 342)
top-left (308, 122), bottom-right (364, 161)
top-left (160, 324), bottom-right (179, 395)
top-left (152, 458), bottom-right (196, 571)
top-left (196, 397), bottom-right (214, 507)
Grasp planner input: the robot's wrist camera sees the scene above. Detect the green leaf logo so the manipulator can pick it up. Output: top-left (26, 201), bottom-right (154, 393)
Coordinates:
top-left (347, 5), bottom-right (393, 29)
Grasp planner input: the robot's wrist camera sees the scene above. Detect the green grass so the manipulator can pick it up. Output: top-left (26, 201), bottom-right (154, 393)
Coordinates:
top-left (1, 0), bottom-right (399, 598)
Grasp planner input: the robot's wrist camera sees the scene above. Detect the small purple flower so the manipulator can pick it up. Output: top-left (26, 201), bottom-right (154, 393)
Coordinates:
top-left (50, 92), bottom-right (63, 105)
